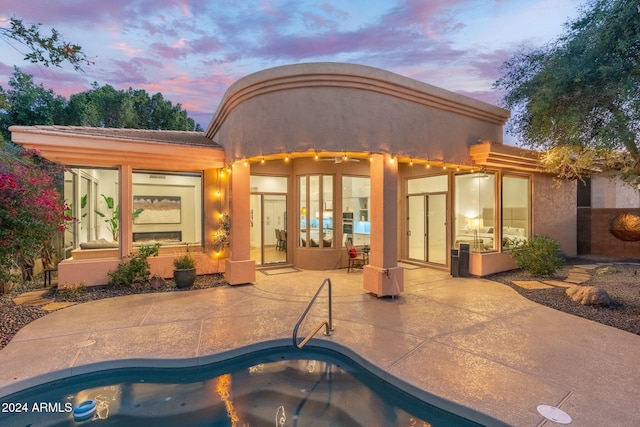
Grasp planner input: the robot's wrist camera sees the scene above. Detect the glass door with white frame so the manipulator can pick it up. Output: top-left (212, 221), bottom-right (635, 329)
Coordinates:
top-left (406, 175), bottom-right (448, 265)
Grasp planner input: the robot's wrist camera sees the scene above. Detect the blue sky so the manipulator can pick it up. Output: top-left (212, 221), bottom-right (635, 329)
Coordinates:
top-left (0, 0), bottom-right (583, 128)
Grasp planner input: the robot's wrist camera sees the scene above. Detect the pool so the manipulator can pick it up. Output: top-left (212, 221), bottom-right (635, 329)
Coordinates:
top-left (0, 346), bottom-right (490, 426)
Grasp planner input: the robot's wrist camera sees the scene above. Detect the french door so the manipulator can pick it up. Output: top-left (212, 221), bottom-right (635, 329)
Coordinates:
top-left (250, 194), bottom-right (287, 265)
top-left (407, 193), bottom-right (447, 265)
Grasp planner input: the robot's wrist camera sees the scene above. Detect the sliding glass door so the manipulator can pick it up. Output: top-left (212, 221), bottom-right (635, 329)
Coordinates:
top-left (407, 193), bottom-right (447, 265)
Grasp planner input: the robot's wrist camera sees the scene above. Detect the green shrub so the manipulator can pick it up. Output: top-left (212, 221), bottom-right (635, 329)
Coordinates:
top-left (108, 244), bottom-right (159, 287)
top-left (173, 253), bottom-right (196, 270)
top-left (509, 235), bottom-right (564, 276)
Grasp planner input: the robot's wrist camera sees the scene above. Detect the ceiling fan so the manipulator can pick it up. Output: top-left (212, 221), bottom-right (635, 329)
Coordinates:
top-left (319, 156), bottom-right (360, 163)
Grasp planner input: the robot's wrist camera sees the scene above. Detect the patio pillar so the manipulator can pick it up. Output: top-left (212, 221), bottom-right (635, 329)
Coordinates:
top-left (225, 161), bottom-right (256, 285)
top-left (119, 164), bottom-right (133, 257)
top-left (363, 154), bottom-right (404, 296)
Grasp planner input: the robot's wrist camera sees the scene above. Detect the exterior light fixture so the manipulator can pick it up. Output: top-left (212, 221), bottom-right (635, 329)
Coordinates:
top-left (243, 159), bottom-right (248, 166)
top-left (285, 153), bottom-right (290, 162)
top-left (216, 190), bottom-right (221, 197)
top-left (409, 159), bottom-right (413, 166)
top-left (315, 151), bottom-right (319, 160)
top-left (261, 157), bottom-right (265, 164)
top-left (343, 153), bottom-right (348, 161)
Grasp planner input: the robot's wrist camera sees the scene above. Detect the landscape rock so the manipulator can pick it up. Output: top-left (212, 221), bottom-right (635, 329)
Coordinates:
top-left (566, 286), bottom-right (611, 306)
top-left (594, 266), bottom-right (617, 275)
top-left (150, 274), bottom-right (167, 290)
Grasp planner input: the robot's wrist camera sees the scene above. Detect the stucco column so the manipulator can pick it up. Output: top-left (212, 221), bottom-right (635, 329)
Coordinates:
top-left (363, 154), bottom-right (404, 296)
top-left (119, 164), bottom-right (133, 258)
top-left (225, 161), bottom-right (256, 285)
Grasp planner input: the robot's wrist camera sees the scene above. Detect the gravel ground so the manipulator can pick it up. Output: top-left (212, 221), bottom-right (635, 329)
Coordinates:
top-left (1, 260), bottom-right (639, 351)
top-left (487, 258), bottom-right (640, 336)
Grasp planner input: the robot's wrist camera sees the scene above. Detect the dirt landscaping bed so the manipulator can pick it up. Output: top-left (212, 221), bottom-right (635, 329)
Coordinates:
top-left (487, 258), bottom-right (640, 335)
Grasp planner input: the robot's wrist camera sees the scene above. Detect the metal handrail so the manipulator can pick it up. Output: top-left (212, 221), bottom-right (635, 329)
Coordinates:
top-left (292, 278), bottom-right (334, 349)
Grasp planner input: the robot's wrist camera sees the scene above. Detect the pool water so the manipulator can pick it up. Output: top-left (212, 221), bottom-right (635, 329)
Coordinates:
top-left (0, 347), bottom-right (484, 426)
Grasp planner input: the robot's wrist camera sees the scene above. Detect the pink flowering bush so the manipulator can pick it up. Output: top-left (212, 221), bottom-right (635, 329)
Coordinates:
top-left (0, 145), bottom-right (69, 287)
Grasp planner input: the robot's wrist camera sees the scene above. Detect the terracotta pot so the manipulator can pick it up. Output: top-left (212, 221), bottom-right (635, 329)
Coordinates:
top-left (173, 268), bottom-right (196, 288)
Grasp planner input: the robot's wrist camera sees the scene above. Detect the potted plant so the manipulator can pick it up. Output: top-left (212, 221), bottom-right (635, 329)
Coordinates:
top-left (173, 250), bottom-right (196, 288)
top-left (95, 194), bottom-right (143, 242)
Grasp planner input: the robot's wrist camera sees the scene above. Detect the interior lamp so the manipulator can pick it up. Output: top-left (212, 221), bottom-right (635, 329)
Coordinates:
top-left (467, 217), bottom-right (483, 251)
top-left (301, 207), bottom-right (307, 215)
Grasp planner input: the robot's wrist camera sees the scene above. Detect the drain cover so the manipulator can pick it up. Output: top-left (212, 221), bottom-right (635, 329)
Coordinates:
top-left (537, 405), bottom-right (572, 424)
top-left (74, 339), bottom-right (96, 348)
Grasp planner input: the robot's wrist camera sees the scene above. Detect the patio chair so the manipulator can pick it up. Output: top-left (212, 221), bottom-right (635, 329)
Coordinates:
top-left (345, 241), bottom-right (365, 272)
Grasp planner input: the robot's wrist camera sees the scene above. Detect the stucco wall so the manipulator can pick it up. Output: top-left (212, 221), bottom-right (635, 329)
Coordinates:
top-left (208, 63), bottom-right (508, 165)
top-left (591, 175), bottom-right (640, 208)
top-left (533, 175), bottom-right (577, 257)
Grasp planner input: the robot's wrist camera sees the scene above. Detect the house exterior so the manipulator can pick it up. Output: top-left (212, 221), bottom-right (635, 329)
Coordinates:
top-left (577, 174), bottom-right (640, 258)
top-left (10, 63), bottom-right (577, 294)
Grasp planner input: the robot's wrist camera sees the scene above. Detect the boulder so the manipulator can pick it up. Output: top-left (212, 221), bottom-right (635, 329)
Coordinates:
top-left (566, 286), bottom-right (610, 306)
top-left (150, 274), bottom-right (167, 290)
top-left (594, 266), bottom-right (617, 276)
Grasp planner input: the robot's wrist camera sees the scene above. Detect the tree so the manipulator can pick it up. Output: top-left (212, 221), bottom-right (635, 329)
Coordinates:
top-left (0, 144), bottom-right (69, 287)
top-left (1, 69), bottom-right (204, 136)
top-left (0, 68), bottom-right (67, 141)
top-left (0, 17), bottom-right (92, 71)
top-left (494, 0), bottom-right (640, 184)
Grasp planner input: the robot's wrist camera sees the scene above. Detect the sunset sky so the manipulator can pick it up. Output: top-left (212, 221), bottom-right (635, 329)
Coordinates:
top-left (0, 0), bottom-right (583, 129)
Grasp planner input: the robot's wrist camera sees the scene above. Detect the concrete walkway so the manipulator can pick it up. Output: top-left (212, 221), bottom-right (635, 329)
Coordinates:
top-left (1, 267), bottom-right (639, 426)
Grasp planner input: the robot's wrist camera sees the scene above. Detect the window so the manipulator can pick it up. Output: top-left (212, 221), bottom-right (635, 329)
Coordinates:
top-left (132, 171), bottom-right (202, 245)
top-left (299, 174), bottom-right (334, 248)
top-left (63, 168), bottom-right (119, 258)
top-left (502, 175), bottom-right (530, 249)
top-left (342, 176), bottom-right (370, 247)
top-left (454, 171), bottom-right (496, 252)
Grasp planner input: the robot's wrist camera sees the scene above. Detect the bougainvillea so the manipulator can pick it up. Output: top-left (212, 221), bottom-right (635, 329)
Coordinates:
top-left (0, 145), bottom-right (68, 286)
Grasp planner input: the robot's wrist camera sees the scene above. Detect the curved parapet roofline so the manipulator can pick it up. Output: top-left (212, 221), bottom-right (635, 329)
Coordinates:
top-left (205, 62), bottom-right (510, 140)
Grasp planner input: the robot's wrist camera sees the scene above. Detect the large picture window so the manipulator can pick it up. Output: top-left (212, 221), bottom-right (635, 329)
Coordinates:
top-left (501, 175), bottom-right (530, 249)
top-left (454, 171), bottom-right (496, 252)
top-left (299, 174), bottom-right (334, 248)
top-left (342, 176), bottom-right (370, 247)
top-left (132, 171), bottom-right (202, 245)
top-left (63, 168), bottom-right (119, 258)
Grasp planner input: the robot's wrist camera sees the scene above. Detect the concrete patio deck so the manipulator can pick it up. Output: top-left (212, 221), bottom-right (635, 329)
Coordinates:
top-left (1, 267), bottom-right (638, 426)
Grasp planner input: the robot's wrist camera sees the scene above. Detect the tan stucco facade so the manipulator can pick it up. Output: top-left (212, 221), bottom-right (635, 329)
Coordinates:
top-left (9, 126), bottom-right (227, 286)
top-left (10, 63), bottom-right (579, 291)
